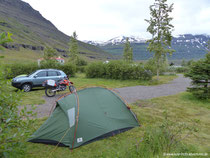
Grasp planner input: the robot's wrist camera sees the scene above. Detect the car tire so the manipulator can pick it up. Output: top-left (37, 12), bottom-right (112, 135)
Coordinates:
top-left (21, 83), bottom-right (32, 92)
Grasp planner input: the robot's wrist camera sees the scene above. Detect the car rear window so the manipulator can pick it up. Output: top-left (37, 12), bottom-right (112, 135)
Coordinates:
top-left (48, 71), bottom-right (58, 76)
top-left (36, 71), bottom-right (47, 77)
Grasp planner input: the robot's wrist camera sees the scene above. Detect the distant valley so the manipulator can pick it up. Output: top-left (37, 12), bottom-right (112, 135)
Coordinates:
top-left (85, 34), bottom-right (210, 60)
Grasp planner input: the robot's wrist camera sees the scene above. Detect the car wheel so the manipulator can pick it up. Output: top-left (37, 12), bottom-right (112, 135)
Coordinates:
top-left (22, 83), bottom-right (32, 92)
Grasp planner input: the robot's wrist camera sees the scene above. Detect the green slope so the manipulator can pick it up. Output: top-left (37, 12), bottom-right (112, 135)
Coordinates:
top-left (100, 42), bottom-right (208, 61)
top-left (0, 0), bottom-right (111, 60)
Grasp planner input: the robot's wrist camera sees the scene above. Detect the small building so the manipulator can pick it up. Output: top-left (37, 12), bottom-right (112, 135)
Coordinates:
top-left (103, 60), bottom-right (109, 64)
top-left (37, 57), bottom-right (65, 66)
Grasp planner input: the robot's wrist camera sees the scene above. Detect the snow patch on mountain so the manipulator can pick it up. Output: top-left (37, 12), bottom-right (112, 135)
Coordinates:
top-left (84, 36), bottom-right (148, 46)
top-left (84, 34), bottom-right (210, 48)
top-left (106, 36), bottom-right (147, 45)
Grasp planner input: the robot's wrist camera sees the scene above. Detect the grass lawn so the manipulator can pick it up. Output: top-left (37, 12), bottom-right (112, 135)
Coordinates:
top-left (15, 73), bottom-right (178, 105)
top-left (0, 48), bottom-right (42, 64)
top-left (21, 92), bottom-right (209, 158)
top-left (71, 73), bottom-right (178, 89)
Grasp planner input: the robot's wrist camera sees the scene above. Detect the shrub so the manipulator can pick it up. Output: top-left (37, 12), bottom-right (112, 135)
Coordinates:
top-left (69, 57), bottom-right (87, 73)
top-left (58, 63), bottom-right (77, 77)
top-left (0, 68), bottom-right (35, 157)
top-left (185, 53), bottom-right (210, 99)
top-left (175, 66), bottom-right (189, 73)
top-left (86, 61), bottom-right (152, 80)
top-left (5, 63), bottom-right (38, 79)
top-left (144, 58), bottom-right (169, 75)
top-left (74, 57), bottom-right (87, 66)
top-left (76, 65), bottom-right (87, 73)
top-left (125, 111), bottom-right (199, 158)
top-left (105, 61), bottom-right (124, 79)
top-left (1, 32), bottom-right (35, 157)
top-left (85, 62), bottom-right (106, 78)
top-left (40, 60), bottom-right (60, 69)
top-left (166, 66), bottom-right (176, 75)
top-left (41, 60), bottom-right (77, 76)
top-left (5, 61), bottom-right (77, 79)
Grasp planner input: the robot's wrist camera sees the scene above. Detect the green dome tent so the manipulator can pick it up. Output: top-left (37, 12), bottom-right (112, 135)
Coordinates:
top-left (28, 87), bottom-right (139, 149)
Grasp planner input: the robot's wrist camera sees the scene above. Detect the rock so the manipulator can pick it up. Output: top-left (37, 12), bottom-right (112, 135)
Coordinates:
top-left (54, 48), bottom-right (66, 53)
top-left (79, 52), bottom-right (86, 54)
top-left (88, 56), bottom-right (96, 59)
top-left (0, 21), bottom-right (11, 28)
top-left (62, 54), bottom-right (68, 57)
top-left (2, 43), bottom-right (67, 53)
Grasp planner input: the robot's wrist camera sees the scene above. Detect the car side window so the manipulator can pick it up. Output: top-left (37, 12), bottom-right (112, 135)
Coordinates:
top-left (36, 71), bottom-right (47, 77)
top-left (57, 71), bottom-right (61, 76)
top-left (48, 71), bottom-right (58, 76)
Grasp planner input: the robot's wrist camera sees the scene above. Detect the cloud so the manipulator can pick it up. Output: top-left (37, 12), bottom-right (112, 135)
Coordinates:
top-left (22, 0), bottom-right (210, 40)
top-left (170, 0), bottom-right (210, 35)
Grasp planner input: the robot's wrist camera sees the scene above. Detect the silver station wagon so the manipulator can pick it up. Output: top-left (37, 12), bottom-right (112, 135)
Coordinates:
top-left (12, 69), bottom-right (67, 92)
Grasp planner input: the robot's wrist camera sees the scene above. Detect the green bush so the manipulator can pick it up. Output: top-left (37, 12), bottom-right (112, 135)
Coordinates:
top-left (0, 33), bottom-right (35, 156)
top-left (5, 63), bottom-right (38, 79)
top-left (125, 112), bottom-right (198, 158)
top-left (58, 63), bottom-right (77, 77)
top-left (5, 61), bottom-right (77, 79)
top-left (0, 69), bottom-right (35, 157)
top-left (144, 58), bottom-right (169, 75)
top-left (86, 61), bottom-right (152, 80)
top-left (85, 62), bottom-right (106, 78)
top-left (40, 60), bottom-right (60, 69)
top-left (105, 61), bottom-right (124, 79)
top-left (68, 56), bottom-right (88, 67)
top-left (76, 65), bottom-right (87, 73)
top-left (185, 53), bottom-right (210, 99)
top-left (175, 66), bottom-right (189, 73)
top-left (74, 57), bottom-right (87, 66)
top-left (41, 60), bottom-right (77, 76)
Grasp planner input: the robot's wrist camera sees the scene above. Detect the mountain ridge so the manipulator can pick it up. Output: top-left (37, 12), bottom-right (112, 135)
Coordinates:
top-left (0, 0), bottom-right (111, 60)
top-left (84, 34), bottom-right (210, 46)
top-left (84, 34), bottom-right (210, 60)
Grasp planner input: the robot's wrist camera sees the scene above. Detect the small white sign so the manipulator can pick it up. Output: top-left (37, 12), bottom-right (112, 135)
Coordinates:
top-left (47, 80), bottom-right (55, 86)
top-left (77, 137), bottom-right (83, 143)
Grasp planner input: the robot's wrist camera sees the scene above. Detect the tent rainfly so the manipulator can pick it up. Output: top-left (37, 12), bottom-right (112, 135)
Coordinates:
top-left (28, 87), bottom-right (139, 149)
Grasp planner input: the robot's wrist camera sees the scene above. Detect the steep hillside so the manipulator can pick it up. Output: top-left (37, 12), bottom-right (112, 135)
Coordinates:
top-left (86, 35), bottom-right (210, 60)
top-left (0, 0), bottom-right (111, 60)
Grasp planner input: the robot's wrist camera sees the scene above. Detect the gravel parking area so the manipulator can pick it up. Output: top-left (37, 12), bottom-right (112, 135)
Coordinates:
top-left (34, 94), bottom-right (63, 118)
top-left (34, 74), bottom-right (191, 118)
top-left (115, 74), bottom-right (191, 103)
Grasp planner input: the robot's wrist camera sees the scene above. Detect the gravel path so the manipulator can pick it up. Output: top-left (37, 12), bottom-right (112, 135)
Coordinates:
top-left (115, 74), bottom-right (191, 103)
top-left (34, 94), bottom-right (63, 118)
top-left (34, 74), bottom-right (191, 118)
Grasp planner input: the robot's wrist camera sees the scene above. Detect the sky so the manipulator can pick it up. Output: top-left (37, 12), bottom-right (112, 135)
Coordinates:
top-left (22, 0), bottom-right (210, 41)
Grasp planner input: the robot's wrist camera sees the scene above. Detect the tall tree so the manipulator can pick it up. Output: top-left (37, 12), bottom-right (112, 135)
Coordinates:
top-left (145, 0), bottom-right (175, 80)
top-left (43, 46), bottom-right (57, 61)
top-left (69, 31), bottom-right (79, 61)
top-left (123, 38), bottom-right (133, 62)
